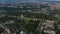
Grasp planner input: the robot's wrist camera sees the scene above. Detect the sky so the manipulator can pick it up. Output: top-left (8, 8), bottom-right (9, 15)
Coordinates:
top-left (0, 0), bottom-right (60, 3)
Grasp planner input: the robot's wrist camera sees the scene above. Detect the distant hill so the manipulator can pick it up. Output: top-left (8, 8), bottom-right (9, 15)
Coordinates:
top-left (0, 0), bottom-right (60, 3)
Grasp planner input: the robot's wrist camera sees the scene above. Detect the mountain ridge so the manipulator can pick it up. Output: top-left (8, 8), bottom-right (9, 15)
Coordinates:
top-left (0, 0), bottom-right (60, 3)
